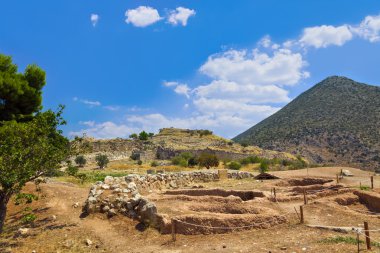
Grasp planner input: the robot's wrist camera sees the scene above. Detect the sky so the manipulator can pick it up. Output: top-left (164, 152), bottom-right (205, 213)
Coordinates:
top-left (1, 0), bottom-right (380, 139)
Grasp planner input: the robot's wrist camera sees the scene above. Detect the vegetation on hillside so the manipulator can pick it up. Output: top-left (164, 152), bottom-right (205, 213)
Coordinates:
top-left (234, 76), bottom-right (380, 170)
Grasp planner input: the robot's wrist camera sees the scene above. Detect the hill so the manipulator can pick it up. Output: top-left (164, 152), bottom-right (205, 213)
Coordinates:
top-left (71, 128), bottom-right (296, 163)
top-left (233, 76), bottom-right (380, 170)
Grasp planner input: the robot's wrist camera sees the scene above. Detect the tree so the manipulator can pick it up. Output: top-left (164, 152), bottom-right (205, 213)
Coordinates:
top-left (74, 155), bottom-right (86, 167)
top-left (95, 154), bottom-right (109, 169)
top-left (0, 54), bottom-right (46, 122)
top-left (139, 131), bottom-right (149, 141)
top-left (129, 133), bottom-right (138, 140)
top-left (0, 108), bottom-right (69, 232)
top-left (148, 132), bottom-right (154, 138)
top-left (228, 161), bottom-right (242, 170)
top-left (259, 160), bottom-right (269, 174)
top-left (198, 153), bottom-right (219, 169)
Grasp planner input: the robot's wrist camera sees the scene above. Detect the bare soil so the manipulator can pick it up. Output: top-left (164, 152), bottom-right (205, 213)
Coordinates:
top-left (1, 166), bottom-right (380, 253)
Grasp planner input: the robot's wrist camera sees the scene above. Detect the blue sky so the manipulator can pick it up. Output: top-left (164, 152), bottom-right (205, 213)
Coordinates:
top-left (1, 0), bottom-right (380, 139)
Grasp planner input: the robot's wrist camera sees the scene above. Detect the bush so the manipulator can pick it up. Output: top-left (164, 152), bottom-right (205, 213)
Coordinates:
top-left (74, 155), bottom-right (86, 167)
top-left (148, 132), bottom-right (155, 138)
top-left (228, 161), bottom-right (242, 170)
top-left (129, 133), bottom-right (138, 139)
top-left (75, 173), bottom-right (87, 184)
top-left (172, 156), bottom-right (188, 167)
top-left (259, 160), bottom-right (269, 173)
top-left (137, 160), bottom-right (143, 165)
top-left (66, 165), bottom-right (79, 176)
top-left (199, 130), bottom-right (213, 137)
top-left (95, 154), bottom-right (109, 169)
top-left (198, 153), bottom-right (219, 169)
top-left (130, 152), bottom-right (140, 161)
top-left (151, 161), bottom-right (159, 167)
top-left (139, 131), bottom-right (149, 141)
top-left (227, 141), bottom-right (233, 146)
top-left (240, 142), bottom-right (249, 147)
top-left (188, 156), bottom-right (198, 167)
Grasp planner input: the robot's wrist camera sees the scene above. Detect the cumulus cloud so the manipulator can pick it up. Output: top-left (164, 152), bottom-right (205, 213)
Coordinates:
top-left (352, 14), bottom-right (380, 42)
top-left (200, 48), bottom-right (309, 86)
top-left (168, 7), bottom-right (196, 26)
top-left (90, 14), bottom-right (99, 27)
top-left (299, 25), bottom-right (353, 48)
top-left (194, 80), bottom-right (290, 104)
top-left (125, 6), bottom-right (162, 27)
top-left (69, 121), bottom-right (138, 139)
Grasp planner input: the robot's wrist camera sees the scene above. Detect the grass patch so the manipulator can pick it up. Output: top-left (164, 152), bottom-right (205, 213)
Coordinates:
top-left (319, 236), bottom-right (380, 248)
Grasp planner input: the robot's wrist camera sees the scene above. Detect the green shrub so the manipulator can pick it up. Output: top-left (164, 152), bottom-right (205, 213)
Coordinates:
top-left (228, 161), bottom-right (242, 170)
top-left (198, 153), bottom-right (219, 169)
top-left (130, 152), bottom-right (140, 161)
top-left (75, 173), bottom-right (87, 184)
top-left (129, 133), bottom-right (138, 139)
top-left (74, 155), bottom-right (86, 167)
top-left (95, 154), bottom-right (109, 169)
top-left (259, 160), bottom-right (269, 173)
top-left (139, 131), bottom-right (149, 140)
top-left (66, 165), bottom-right (79, 176)
top-left (188, 156), bottom-right (198, 167)
top-left (15, 193), bottom-right (38, 205)
top-left (137, 160), bottom-right (143, 165)
top-left (21, 213), bottom-right (37, 224)
top-left (151, 161), bottom-right (159, 167)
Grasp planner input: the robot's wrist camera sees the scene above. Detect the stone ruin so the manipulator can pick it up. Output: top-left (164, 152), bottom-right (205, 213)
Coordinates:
top-left (82, 171), bottom-right (287, 234)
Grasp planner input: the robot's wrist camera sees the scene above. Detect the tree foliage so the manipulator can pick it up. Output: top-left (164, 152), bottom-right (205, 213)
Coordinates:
top-left (0, 107), bottom-right (69, 232)
top-left (95, 154), bottom-right (109, 169)
top-left (198, 153), bottom-right (219, 169)
top-left (0, 54), bottom-right (46, 122)
top-left (75, 155), bottom-right (86, 167)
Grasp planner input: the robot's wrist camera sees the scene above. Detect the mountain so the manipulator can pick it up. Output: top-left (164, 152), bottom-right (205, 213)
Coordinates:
top-left (233, 76), bottom-right (380, 171)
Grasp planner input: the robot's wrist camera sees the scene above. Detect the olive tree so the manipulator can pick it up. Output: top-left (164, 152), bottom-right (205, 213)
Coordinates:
top-left (0, 108), bottom-right (69, 232)
top-left (198, 153), bottom-right (219, 169)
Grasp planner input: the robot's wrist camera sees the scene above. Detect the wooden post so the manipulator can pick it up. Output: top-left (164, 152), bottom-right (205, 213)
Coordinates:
top-left (303, 189), bottom-right (308, 205)
top-left (360, 182), bottom-right (362, 188)
top-left (300, 205), bottom-right (304, 224)
top-left (171, 219), bottom-right (176, 242)
top-left (357, 232), bottom-right (360, 253)
top-left (371, 176), bottom-right (374, 189)
top-left (364, 221), bottom-right (371, 250)
top-left (273, 188), bottom-right (277, 200)
top-left (336, 174), bottom-right (339, 184)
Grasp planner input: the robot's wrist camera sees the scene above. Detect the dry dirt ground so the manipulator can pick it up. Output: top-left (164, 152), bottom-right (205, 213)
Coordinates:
top-left (1, 167), bottom-right (380, 253)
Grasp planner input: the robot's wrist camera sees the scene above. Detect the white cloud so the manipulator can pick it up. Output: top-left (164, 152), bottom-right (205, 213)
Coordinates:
top-left (90, 14), bottom-right (99, 27)
top-left (103, 105), bottom-right (120, 111)
top-left (70, 121), bottom-right (138, 139)
top-left (125, 6), bottom-right (162, 27)
top-left (163, 81), bottom-right (179, 87)
top-left (200, 48), bottom-right (308, 86)
top-left (174, 84), bottom-right (191, 98)
top-left (168, 7), bottom-right (196, 26)
top-left (299, 25), bottom-right (353, 48)
top-left (73, 97), bottom-right (101, 107)
top-left (194, 80), bottom-right (290, 104)
top-left (352, 14), bottom-right (380, 42)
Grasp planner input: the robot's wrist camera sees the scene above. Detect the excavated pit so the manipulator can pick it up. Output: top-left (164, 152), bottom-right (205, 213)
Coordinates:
top-left (277, 177), bottom-right (334, 187)
top-left (151, 188), bottom-right (286, 235)
top-left (332, 191), bottom-right (380, 215)
top-left (164, 188), bottom-right (264, 201)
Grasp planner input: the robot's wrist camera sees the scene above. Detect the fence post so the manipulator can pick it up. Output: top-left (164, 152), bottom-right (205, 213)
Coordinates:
top-left (336, 174), bottom-right (339, 184)
top-left (357, 232), bottom-right (360, 253)
top-left (171, 219), bottom-right (176, 242)
top-left (371, 176), bottom-right (374, 189)
top-left (300, 205), bottom-right (304, 224)
top-left (303, 189), bottom-right (308, 205)
top-left (364, 221), bottom-right (371, 250)
top-left (274, 188), bottom-right (277, 200)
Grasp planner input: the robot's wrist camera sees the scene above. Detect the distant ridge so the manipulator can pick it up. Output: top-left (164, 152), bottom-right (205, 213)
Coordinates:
top-left (233, 76), bottom-right (380, 170)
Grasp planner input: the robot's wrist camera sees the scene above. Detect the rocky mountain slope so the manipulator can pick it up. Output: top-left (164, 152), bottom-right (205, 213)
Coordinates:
top-left (71, 128), bottom-right (296, 163)
top-left (233, 76), bottom-right (380, 170)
